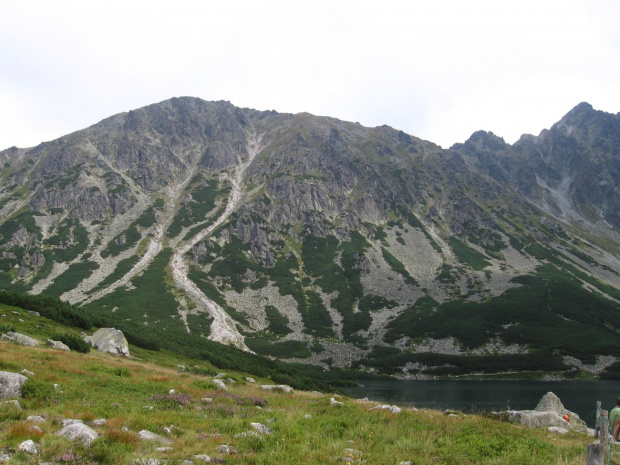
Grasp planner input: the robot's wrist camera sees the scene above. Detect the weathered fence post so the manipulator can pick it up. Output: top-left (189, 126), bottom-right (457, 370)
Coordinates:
top-left (587, 406), bottom-right (609, 465)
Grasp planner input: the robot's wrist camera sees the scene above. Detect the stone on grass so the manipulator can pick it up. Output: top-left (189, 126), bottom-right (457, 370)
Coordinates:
top-left (138, 430), bottom-right (173, 445)
top-left (330, 397), bottom-right (344, 406)
top-left (46, 339), bottom-right (71, 351)
top-left (56, 423), bottom-right (99, 445)
top-left (84, 328), bottom-right (130, 357)
top-left (92, 418), bottom-right (107, 426)
top-left (62, 418), bottom-right (84, 426)
top-left (0, 453), bottom-right (10, 463)
top-left (1, 399), bottom-right (22, 410)
top-left (245, 377), bottom-right (256, 383)
top-left (260, 384), bottom-right (292, 394)
top-left (548, 426), bottom-right (569, 434)
top-left (213, 379), bottom-right (227, 391)
top-left (369, 404), bottom-right (402, 414)
top-left (18, 439), bottom-right (39, 454)
top-left (21, 369), bottom-right (34, 376)
top-left (0, 331), bottom-right (39, 346)
top-left (27, 415), bottom-right (45, 423)
top-left (193, 455), bottom-right (212, 463)
top-left (0, 371), bottom-right (28, 399)
top-left (27, 311), bottom-right (40, 317)
top-left (251, 422), bottom-right (273, 435)
top-left (216, 445), bottom-right (237, 455)
top-left (215, 373), bottom-right (226, 379)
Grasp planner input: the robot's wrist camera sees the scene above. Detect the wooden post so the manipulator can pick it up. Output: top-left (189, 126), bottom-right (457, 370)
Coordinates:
top-left (595, 401), bottom-right (602, 439)
top-left (587, 443), bottom-right (605, 465)
top-left (600, 411), bottom-right (609, 451)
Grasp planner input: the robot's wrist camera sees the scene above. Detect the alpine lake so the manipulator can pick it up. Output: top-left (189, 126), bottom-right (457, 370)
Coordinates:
top-left (341, 380), bottom-right (620, 427)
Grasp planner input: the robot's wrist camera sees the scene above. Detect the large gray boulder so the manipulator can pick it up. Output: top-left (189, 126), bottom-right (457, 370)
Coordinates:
top-left (45, 339), bottom-right (70, 351)
top-left (0, 331), bottom-right (39, 347)
top-left (84, 328), bottom-right (129, 357)
top-left (507, 392), bottom-right (587, 433)
top-left (55, 423), bottom-right (99, 445)
top-left (0, 371), bottom-right (28, 399)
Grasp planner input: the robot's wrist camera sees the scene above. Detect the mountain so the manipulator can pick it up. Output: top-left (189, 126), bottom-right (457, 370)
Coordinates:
top-left (1, 97), bottom-right (619, 379)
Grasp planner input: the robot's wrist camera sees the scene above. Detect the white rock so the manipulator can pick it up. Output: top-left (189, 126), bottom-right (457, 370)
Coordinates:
top-left (156, 447), bottom-right (173, 452)
top-left (216, 445), bottom-right (237, 455)
top-left (304, 414), bottom-right (312, 419)
top-left (138, 429), bottom-right (173, 445)
top-left (260, 384), bottom-right (292, 394)
top-left (45, 339), bottom-right (71, 351)
top-left (213, 379), bottom-right (227, 391)
top-left (245, 377), bottom-right (256, 383)
top-left (92, 419), bottom-right (107, 426)
top-left (21, 369), bottom-right (34, 376)
top-left (84, 328), bottom-right (130, 357)
top-left (0, 453), bottom-right (10, 463)
top-left (215, 373), bottom-right (226, 379)
top-left (27, 311), bottom-right (40, 317)
top-left (1, 332), bottom-right (39, 346)
top-left (251, 422), bottom-right (273, 435)
top-left (201, 397), bottom-right (213, 403)
top-left (369, 404), bottom-right (402, 414)
top-left (27, 415), bottom-right (45, 423)
top-left (330, 397), bottom-right (344, 406)
top-left (1, 399), bottom-right (22, 410)
top-left (19, 439), bottom-right (39, 454)
top-left (192, 455), bottom-right (212, 463)
top-left (0, 371), bottom-right (28, 399)
top-left (548, 426), bottom-right (569, 434)
top-left (56, 423), bottom-right (99, 445)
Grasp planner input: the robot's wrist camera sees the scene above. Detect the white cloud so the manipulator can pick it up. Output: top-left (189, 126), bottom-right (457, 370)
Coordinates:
top-left (1, 0), bottom-right (618, 150)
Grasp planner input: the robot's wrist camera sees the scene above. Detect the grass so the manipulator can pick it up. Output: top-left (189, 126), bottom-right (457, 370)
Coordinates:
top-left (0, 304), bottom-right (594, 464)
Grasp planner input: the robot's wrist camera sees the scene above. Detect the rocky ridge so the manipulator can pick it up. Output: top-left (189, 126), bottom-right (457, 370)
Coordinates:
top-left (0, 98), bottom-right (619, 377)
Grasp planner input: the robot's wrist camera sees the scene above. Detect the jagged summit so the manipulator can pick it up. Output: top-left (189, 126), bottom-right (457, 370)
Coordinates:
top-left (0, 99), bottom-right (619, 378)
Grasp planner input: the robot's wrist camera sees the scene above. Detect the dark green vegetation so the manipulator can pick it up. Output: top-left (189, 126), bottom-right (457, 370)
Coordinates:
top-left (42, 261), bottom-right (99, 298)
top-left (448, 237), bottom-right (491, 271)
top-left (49, 332), bottom-right (91, 353)
top-left (168, 177), bottom-right (224, 236)
top-left (84, 249), bottom-right (180, 328)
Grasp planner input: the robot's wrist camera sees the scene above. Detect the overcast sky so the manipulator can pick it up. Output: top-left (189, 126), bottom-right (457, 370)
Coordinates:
top-left (1, 0), bottom-right (619, 151)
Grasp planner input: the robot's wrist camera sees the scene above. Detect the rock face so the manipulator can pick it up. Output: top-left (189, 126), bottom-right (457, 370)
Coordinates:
top-left (507, 392), bottom-right (587, 433)
top-left (0, 332), bottom-right (39, 347)
top-left (0, 371), bottom-right (28, 399)
top-left (84, 328), bottom-right (129, 357)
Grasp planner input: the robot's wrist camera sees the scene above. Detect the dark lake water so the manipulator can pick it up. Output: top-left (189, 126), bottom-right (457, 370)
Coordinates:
top-left (341, 380), bottom-right (620, 427)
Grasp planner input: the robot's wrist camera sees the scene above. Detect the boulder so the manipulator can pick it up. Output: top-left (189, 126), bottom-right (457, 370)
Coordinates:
top-left (260, 384), bottom-right (293, 394)
top-left (506, 392), bottom-right (587, 433)
top-left (251, 422), bottom-right (273, 435)
top-left (55, 423), bottom-right (99, 445)
top-left (1, 400), bottom-right (22, 410)
top-left (369, 404), bottom-right (402, 414)
top-left (213, 379), bottom-right (227, 391)
top-left (84, 328), bottom-right (130, 357)
top-left (138, 430), bottom-right (173, 445)
top-left (0, 331), bottom-right (39, 346)
top-left (18, 439), bottom-right (39, 454)
top-left (0, 371), bottom-right (28, 399)
top-left (45, 339), bottom-right (71, 351)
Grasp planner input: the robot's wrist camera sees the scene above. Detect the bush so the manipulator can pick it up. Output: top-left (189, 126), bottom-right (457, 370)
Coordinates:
top-left (21, 378), bottom-right (56, 401)
top-left (50, 332), bottom-right (91, 353)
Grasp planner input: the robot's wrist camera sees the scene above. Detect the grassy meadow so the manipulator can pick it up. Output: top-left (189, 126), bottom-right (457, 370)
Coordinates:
top-left (0, 303), bottom-right (598, 464)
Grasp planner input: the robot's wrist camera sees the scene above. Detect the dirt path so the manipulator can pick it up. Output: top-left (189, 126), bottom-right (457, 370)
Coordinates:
top-left (170, 130), bottom-right (263, 351)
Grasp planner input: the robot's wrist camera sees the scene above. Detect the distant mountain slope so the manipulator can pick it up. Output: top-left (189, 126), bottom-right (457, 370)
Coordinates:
top-left (1, 97), bottom-right (619, 378)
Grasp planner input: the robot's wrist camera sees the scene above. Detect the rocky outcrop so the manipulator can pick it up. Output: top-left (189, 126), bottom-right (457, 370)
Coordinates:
top-left (84, 328), bottom-right (130, 357)
top-left (506, 392), bottom-right (587, 433)
top-left (0, 371), bottom-right (28, 399)
top-left (138, 430), bottom-right (173, 445)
